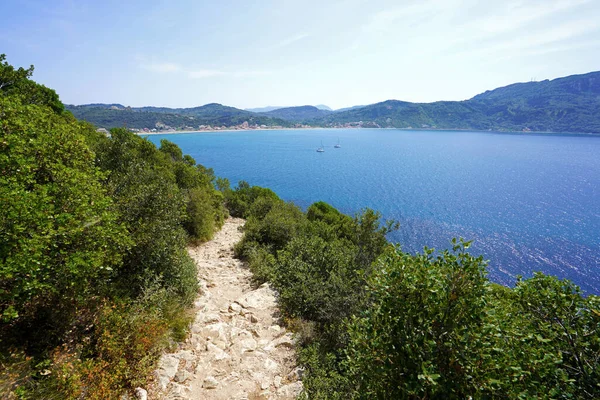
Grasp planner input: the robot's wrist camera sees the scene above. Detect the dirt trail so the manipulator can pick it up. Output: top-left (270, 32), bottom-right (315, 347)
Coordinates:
top-left (150, 218), bottom-right (302, 400)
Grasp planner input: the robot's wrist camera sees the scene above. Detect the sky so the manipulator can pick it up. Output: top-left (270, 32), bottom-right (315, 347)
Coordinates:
top-left (1, 0), bottom-right (599, 110)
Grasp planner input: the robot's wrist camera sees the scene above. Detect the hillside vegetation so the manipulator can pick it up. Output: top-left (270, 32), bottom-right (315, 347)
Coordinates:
top-left (66, 103), bottom-right (291, 130)
top-left (2, 54), bottom-right (599, 399)
top-left (1, 55), bottom-right (226, 398)
top-left (262, 105), bottom-right (333, 122)
top-left (226, 187), bottom-right (600, 399)
top-left (69, 71), bottom-right (600, 133)
top-left (313, 72), bottom-right (600, 133)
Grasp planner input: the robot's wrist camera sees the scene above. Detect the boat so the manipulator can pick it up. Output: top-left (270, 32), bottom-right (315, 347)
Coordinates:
top-left (317, 141), bottom-right (325, 152)
top-left (334, 137), bottom-right (341, 148)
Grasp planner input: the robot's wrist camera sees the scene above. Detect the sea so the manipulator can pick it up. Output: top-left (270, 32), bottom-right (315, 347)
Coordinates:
top-left (147, 129), bottom-right (600, 295)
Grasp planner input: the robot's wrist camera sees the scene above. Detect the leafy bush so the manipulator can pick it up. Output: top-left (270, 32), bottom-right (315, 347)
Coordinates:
top-left (345, 241), bottom-right (488, 398)
top-left (0, 95), bottom-right (126, 328)
top-left (0, 55), bottom-right (224, 399)
top-left (224, 181), bottom-right (279, 218)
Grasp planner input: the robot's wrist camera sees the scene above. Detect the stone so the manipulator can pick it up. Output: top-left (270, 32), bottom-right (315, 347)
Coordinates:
top-left (203, 376), bottom-right (219, 389)
top-left (174, 369), bottom-right (190, 383)
top-left (157, 375), bottom-right (170, 391)
top-left (286, 367), bottom-right (305, 381)
top-left (157, 355), bottom-right (180, 379)
top-left (173, 350), bottom-right (195, 363)
top-left (134, 387), bottom-right (147, 400)
top-left (239, 338), bottom-right (257, 353)
top-left (201, 322), bottom-right (228, 342)
top-left (274, 376), bottom-right (282, 388)
top-left (170, 382), bottom-right (191, 396)
top-left (229, 302), bottom-right (242, 313)
top-left (264, 357), bottom-right (279, 371)
top-left (201, 313), bottom-right (221, 324)
top-left (274, 335), bottom-right (295, 349)
top-left (206, 342), bottom-right (230, 361)
top-left (277, 381), bottom-right (303, 398)
top-left (236, 285), bottom-right (276, 309)
top-left (249, 314), bottom-right (259, 323)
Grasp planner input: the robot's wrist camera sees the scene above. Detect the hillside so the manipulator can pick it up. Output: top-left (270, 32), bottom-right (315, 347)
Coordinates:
top-left (263, 105), bottom-right (333, 122)
top-left (311, 71), bottom-right (600, 133)
top-left (66, 71), bottom-right (600, 133)
top-left (66, 103), bottom-right (291, 129)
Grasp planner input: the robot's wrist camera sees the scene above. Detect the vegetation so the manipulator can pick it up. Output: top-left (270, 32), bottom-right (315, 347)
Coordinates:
top-left (2, 53), bottom-right (599, 399)
top-left (65, 103), bottom-right (292, 130)
top-left (262, 105), bottom-right (332, 122)
top-left (67, 71), bottom-right (600, 133)
top-left (0, 55), bottom-right (225, 398)
top-left (313, 71), bottom-right (600, 133)
top-left (226, 184), bottom-right (600, 399)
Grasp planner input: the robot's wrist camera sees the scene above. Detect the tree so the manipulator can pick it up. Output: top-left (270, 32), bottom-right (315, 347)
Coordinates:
top-left (0, 54), bottom-right (64, 114)
top-left (0, 95), bottom-right (126, 326)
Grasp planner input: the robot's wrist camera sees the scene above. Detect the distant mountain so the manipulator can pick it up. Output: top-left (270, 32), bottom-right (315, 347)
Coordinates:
top-left (247, 104), bottom-right (333, 113)
top-left (67, 71), bottom-right (600, 133)
top-left (66, 103), bottom-right (291, 129)
top-left (245, 106), bottom-right (284, 113)
top-left (263, 105), bottom-right (333, 122)
top-left (310, 71), bottom-right (600, 133)
top-left (335, 105), bottom-right (366, 112)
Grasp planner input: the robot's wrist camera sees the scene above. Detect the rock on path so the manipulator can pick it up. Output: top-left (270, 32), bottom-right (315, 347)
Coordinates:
top-left (151, 218), bottom-right (302, 400)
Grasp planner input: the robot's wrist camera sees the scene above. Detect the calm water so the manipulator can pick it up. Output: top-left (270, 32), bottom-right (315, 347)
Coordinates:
top-left (147, 129), bottom-right (600, 294)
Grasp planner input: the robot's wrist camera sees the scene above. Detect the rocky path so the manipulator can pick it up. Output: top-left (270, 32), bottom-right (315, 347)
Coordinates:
top-left (150, 218), bottom-right (302, 400)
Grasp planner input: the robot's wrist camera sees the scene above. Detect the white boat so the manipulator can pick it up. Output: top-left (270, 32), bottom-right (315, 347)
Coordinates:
top-left (334, 137), bottom-right (341, 148)
top-left (317, 141), bottom-right (325, 152)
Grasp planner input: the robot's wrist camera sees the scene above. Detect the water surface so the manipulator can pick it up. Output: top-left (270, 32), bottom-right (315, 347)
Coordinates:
top-left (147, 129), bottom-right (600, 294)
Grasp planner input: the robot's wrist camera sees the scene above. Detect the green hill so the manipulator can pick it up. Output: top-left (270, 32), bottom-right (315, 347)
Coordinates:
top-left (311, 71), bottom-right (600, 133)
top-left (65, 103), bottom-right (291, 129)
top-left (66, 71), bottom-right (600, 133)
top-left (263, 105), bottom-right (333, 122)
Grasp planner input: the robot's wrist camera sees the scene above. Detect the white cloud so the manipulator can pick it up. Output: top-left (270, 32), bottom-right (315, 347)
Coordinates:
top-left (470, 18), bottom-right (599, 56)
top-left (469, 0), bottom-right (592, 34)
top-left (361, 0), bottom-right (462, 34)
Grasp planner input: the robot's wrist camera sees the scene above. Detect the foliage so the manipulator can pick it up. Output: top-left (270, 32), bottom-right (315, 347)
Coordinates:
top-left (0, 54), bottom-right (64, 114)
top-left (0, 55), bottom-right (227, 399)
top-left (313, 72), bottom-right (600, 133)
top-left (262, 105), bottom-right (332, 122)
top-left (228, 182), bottom-right (600, 399)
top-left (0, 95), bottom-right (126, 327)
top-left (224, 180), bottom-right (280, 218)
top-left (346, 241), bottom-right (489, 398)
top-left (65, 103), bottom-right (292, 130)
top-left (66, 71), bottom-right (600, 133)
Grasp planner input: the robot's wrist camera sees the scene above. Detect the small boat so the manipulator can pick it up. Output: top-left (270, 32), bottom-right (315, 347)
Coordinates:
top-left (334, 137), bottom-right (341, 148)
top-left (317, 141), bottom-right (325, 152)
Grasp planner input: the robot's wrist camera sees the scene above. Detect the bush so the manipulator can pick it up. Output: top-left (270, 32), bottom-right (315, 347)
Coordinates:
top-left (0, 95), bottom-right (126, 329)
top-left (345, 241), bottom-right (488, 399)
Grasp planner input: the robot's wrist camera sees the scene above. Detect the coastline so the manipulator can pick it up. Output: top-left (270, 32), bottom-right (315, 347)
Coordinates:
top-left (135, 126), bottom-right (600, 137)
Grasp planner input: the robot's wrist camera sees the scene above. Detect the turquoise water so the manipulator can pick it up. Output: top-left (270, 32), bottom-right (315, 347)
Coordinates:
top-left (147, 129), bottom-right (600, 294)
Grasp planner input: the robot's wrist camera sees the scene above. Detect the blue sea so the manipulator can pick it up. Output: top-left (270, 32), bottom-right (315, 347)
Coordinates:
top-left (147, 129), bottom-right (600, 294)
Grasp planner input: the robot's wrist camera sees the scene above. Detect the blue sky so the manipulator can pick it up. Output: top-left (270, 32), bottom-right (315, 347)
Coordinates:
top-left (1, 0), bottom-right (599, 109)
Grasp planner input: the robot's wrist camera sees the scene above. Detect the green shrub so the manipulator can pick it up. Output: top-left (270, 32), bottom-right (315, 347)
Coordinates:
top-left (273, 236), bottom-right (359, 338)
top-left (184, 187), bottom-right (217, 243)
top-left (225, 181), bottom-right (279, 218)
top-left (0, 95), bottom-right (127, 327)
top-left (345, 241), bottom-right (488, 399)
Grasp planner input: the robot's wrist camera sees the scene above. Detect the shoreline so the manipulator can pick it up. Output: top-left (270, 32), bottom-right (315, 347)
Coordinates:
top-left (135, 126), bottom-right (600, 137)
